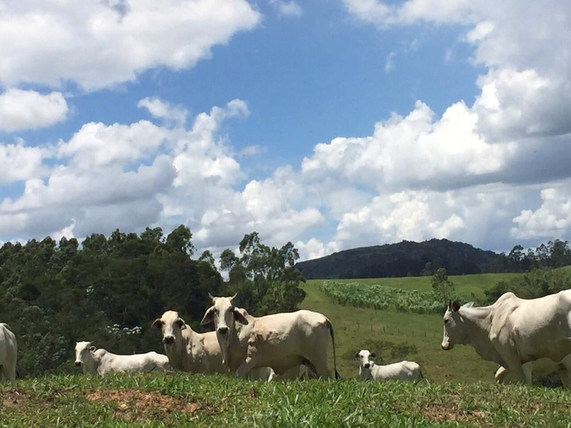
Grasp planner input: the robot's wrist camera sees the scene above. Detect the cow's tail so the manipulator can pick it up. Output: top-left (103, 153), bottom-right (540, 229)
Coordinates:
top-left (326, 319), bottom-right (341, 380)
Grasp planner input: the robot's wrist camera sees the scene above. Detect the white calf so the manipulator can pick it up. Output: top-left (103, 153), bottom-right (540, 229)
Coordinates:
top-left (355, 349), bottom-right (422, 381)
top-left (74, 341), bottom-right (171, 375)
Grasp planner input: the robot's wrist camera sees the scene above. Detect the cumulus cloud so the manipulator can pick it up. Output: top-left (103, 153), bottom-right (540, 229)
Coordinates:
top-left (0, 139), bottom-right (49, 183)
top-left (0, 89), bottom-right (68, 132)
top-left (302, 100), bottom-right (516, 192)
top-left (0, 0), bottom-right (261, 91)
top-left (511, 185), bottom-right (571, 240)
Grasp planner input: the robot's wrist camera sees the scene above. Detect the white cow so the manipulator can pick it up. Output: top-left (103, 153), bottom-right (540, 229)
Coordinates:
top-left (152, 310), bottom-right (229, 374)
top-left (0, 323), bottom-right (17, 381)
top-left (74, 341), bottom-right (171, 375)
top-left (355, 349), bottom-right (423, 381)
top-left (495, 356), bottom-right (571, 388)
top-left (200, 294), bottom-right (339, 379)
top-left (441, 291), bottom-right (571, 384)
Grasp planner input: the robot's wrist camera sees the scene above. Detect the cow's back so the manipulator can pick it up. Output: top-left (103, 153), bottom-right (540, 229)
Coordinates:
top-left (493, 290), bottom-right (571, 363)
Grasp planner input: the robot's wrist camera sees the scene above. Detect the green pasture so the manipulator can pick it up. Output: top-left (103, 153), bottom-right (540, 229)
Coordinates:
top-left (307, 272), bottom-right (520, 301)
top-left (2, 373), bottom-right (571, 427)
top-left (300, 281), bottom-right (497, 383)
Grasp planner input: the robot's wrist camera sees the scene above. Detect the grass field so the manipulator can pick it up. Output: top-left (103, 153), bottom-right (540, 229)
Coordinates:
top-left (300, 280), bottom-right (497, 383)
top-left (2, 373), bottom-right (571, 427)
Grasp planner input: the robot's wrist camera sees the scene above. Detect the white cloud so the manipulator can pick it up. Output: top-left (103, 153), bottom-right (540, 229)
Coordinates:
top-left (270, 0), bottom-right (302, 17)
top-left (58, 121), bottom-right (168, 169)
top-left (302, 100), bottom-right (516, 192)
top-left (0, 139), bottom-right (48, 183)
top-left (138, 97), bottom-right (188, 127)
top-left (511, 185), bottom-right (571, 240)
top-left (0, 89), bottom-right (68, 132)
top-left (0, 0), bottom-right (261, 91)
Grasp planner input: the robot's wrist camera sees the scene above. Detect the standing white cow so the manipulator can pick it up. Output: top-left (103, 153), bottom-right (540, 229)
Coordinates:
top-left (200, 294), bottom-right (339, 379)
top-left (74, 341), bottom-right (171, 375)
top-left (441, 291), bottom-right (571, 384)
top-left (355, 349), bottom-right (423, 381)
top-left (0, 323), bottom-right (17, 381)
top-left (152, 310), bottom-right (229, 374)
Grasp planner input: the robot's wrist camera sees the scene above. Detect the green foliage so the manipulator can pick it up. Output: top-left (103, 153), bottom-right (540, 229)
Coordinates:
top-left (431, 268), bottom-right (455, 307)
top-left (0, 225), bottom-right (222, 377)
top-left (219, 232), bottom-right (306, 315)
top-left (485, 268), bottom-right (571, 304)
top-left (321, 281), bottom-right (447, 314)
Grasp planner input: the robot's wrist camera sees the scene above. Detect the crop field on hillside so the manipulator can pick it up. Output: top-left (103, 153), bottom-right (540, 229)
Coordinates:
top-left (2, 373), bottom-right (571, 427)
top-left (307, 272), bottom-right (520, 301)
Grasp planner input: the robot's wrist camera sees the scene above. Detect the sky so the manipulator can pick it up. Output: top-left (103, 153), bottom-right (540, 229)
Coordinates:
top-left (0, 0), bottom-right (570, 261)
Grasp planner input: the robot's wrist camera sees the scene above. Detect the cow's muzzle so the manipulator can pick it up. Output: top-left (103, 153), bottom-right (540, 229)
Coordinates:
top-left (163, 336), bottom-right (174, 345)
top-left (218, 326), bottom-right (229, 335)
top-left (74, 361), bottom-right (81, 367)
top-left (364, 363), bottom-right (370, 369)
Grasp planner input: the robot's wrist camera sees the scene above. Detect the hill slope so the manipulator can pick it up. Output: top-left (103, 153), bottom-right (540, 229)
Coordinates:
top-left (296, 239), bottom-right (497, 279)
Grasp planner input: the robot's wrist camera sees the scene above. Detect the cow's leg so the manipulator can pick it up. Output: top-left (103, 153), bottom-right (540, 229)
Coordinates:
top-left (304, 351), bottom-right (331, 379)
top-left (522, 362), bottom-right (533, 384)
top-left (505, 359), bottom-right (527, 384)
top-left (235, 356), bottom-right (259, 378)
top-left (558, 355), bottom-right (571, 389)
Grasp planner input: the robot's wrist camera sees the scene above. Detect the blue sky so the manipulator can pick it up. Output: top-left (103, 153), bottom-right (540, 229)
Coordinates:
top-left (1, 0), bottom-right (570, 260)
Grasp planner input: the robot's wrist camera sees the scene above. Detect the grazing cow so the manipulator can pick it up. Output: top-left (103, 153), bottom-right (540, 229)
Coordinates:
top-left (355, 349), bottom-right (423, 381)
top-left (0, 323), bottom-right (17, 381)
top-left (74, 341), bottom-right (171, 375)
top-left (441, 291), bottom-right (571, 384)
top-left (200, 294), bottom-right (339, 379)
top-left (495, 356), bottom-right (571, 388)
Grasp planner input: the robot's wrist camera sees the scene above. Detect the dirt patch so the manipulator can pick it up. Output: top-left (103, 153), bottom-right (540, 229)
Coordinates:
top-left (0, 390), bottom-right (31, 410)
top-left (419, 402), bottom-right (490, 424)
top-left (86, 389), bottom-right (201, 421)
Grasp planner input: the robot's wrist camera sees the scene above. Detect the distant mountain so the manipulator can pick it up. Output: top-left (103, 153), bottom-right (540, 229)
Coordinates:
top-left (295, 239), bottom-right (498, 279)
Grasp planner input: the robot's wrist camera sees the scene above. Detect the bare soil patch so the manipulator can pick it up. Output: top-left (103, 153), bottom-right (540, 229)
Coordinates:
top-left (419, 402), bottom-right (490, 424)
top-left (86, 388), bottom-right (201, 421)
top-left (0, 390), bottom-right (31, 410)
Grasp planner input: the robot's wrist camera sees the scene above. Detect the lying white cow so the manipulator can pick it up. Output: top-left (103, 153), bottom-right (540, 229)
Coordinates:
top-left (74, 341), bottom-right (171, 375)
top-left (355, 349), bottom-right (423, 381)
top-left (495, 356), bottom-right (571, 388)
top-left (201, 294), bottom-right (339, 379)
top-left (442, 291), bottom-right (571, 384)
top-left (0, 323), bottom-right (17, 381)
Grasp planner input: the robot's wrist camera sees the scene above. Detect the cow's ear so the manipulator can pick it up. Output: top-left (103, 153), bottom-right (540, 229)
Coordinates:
top-left (233, 308), bottom-right (249, 325)
top-left (354, 352), bottom-right (360, 359)
top-left (448, 300), bottom-right (452, 310)
top-left (201, 307), bottom-right (215, 325)
top-left (89, 346), bottom-right (96, 353)
top-left (151, 319), bottom-right (163, 329)
top-left (463, 301), bottom-right (474, 308)
top-left (177, 318), bottom-right (187, 330)
top-left (370, 352), bottom-right (376, 358)
top-left (451, 300), bottom-right (461, 312)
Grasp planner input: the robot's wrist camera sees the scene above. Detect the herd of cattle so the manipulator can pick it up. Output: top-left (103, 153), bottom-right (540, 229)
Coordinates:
top-left (2, 290), bottom-right (571, 387)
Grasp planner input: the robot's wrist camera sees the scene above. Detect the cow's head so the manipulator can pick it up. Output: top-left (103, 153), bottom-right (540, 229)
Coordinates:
top-left (441, 300), bottom-right (474, 350)
top-left (355, 349), bottom-right (376, 370)
top-left (74, 341), bottom-right (95, 367)
top-left (152, 310), bottom-right (186, 345)
top-left (201, 294), bottom-right (248, 336)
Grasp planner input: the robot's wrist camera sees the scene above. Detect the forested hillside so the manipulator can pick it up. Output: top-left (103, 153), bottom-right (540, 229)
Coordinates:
top-left (296, 238), bottom-right (571, 279)
top-left (296, 239), bottom-right (497, 279)
top-left (0, 228), bottom-right (304, 377)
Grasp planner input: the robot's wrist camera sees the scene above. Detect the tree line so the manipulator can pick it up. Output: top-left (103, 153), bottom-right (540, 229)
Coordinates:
top-left (0, 227), bottom-right (305, 377)
top-left (485, 240), bottom-right (571, 273)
